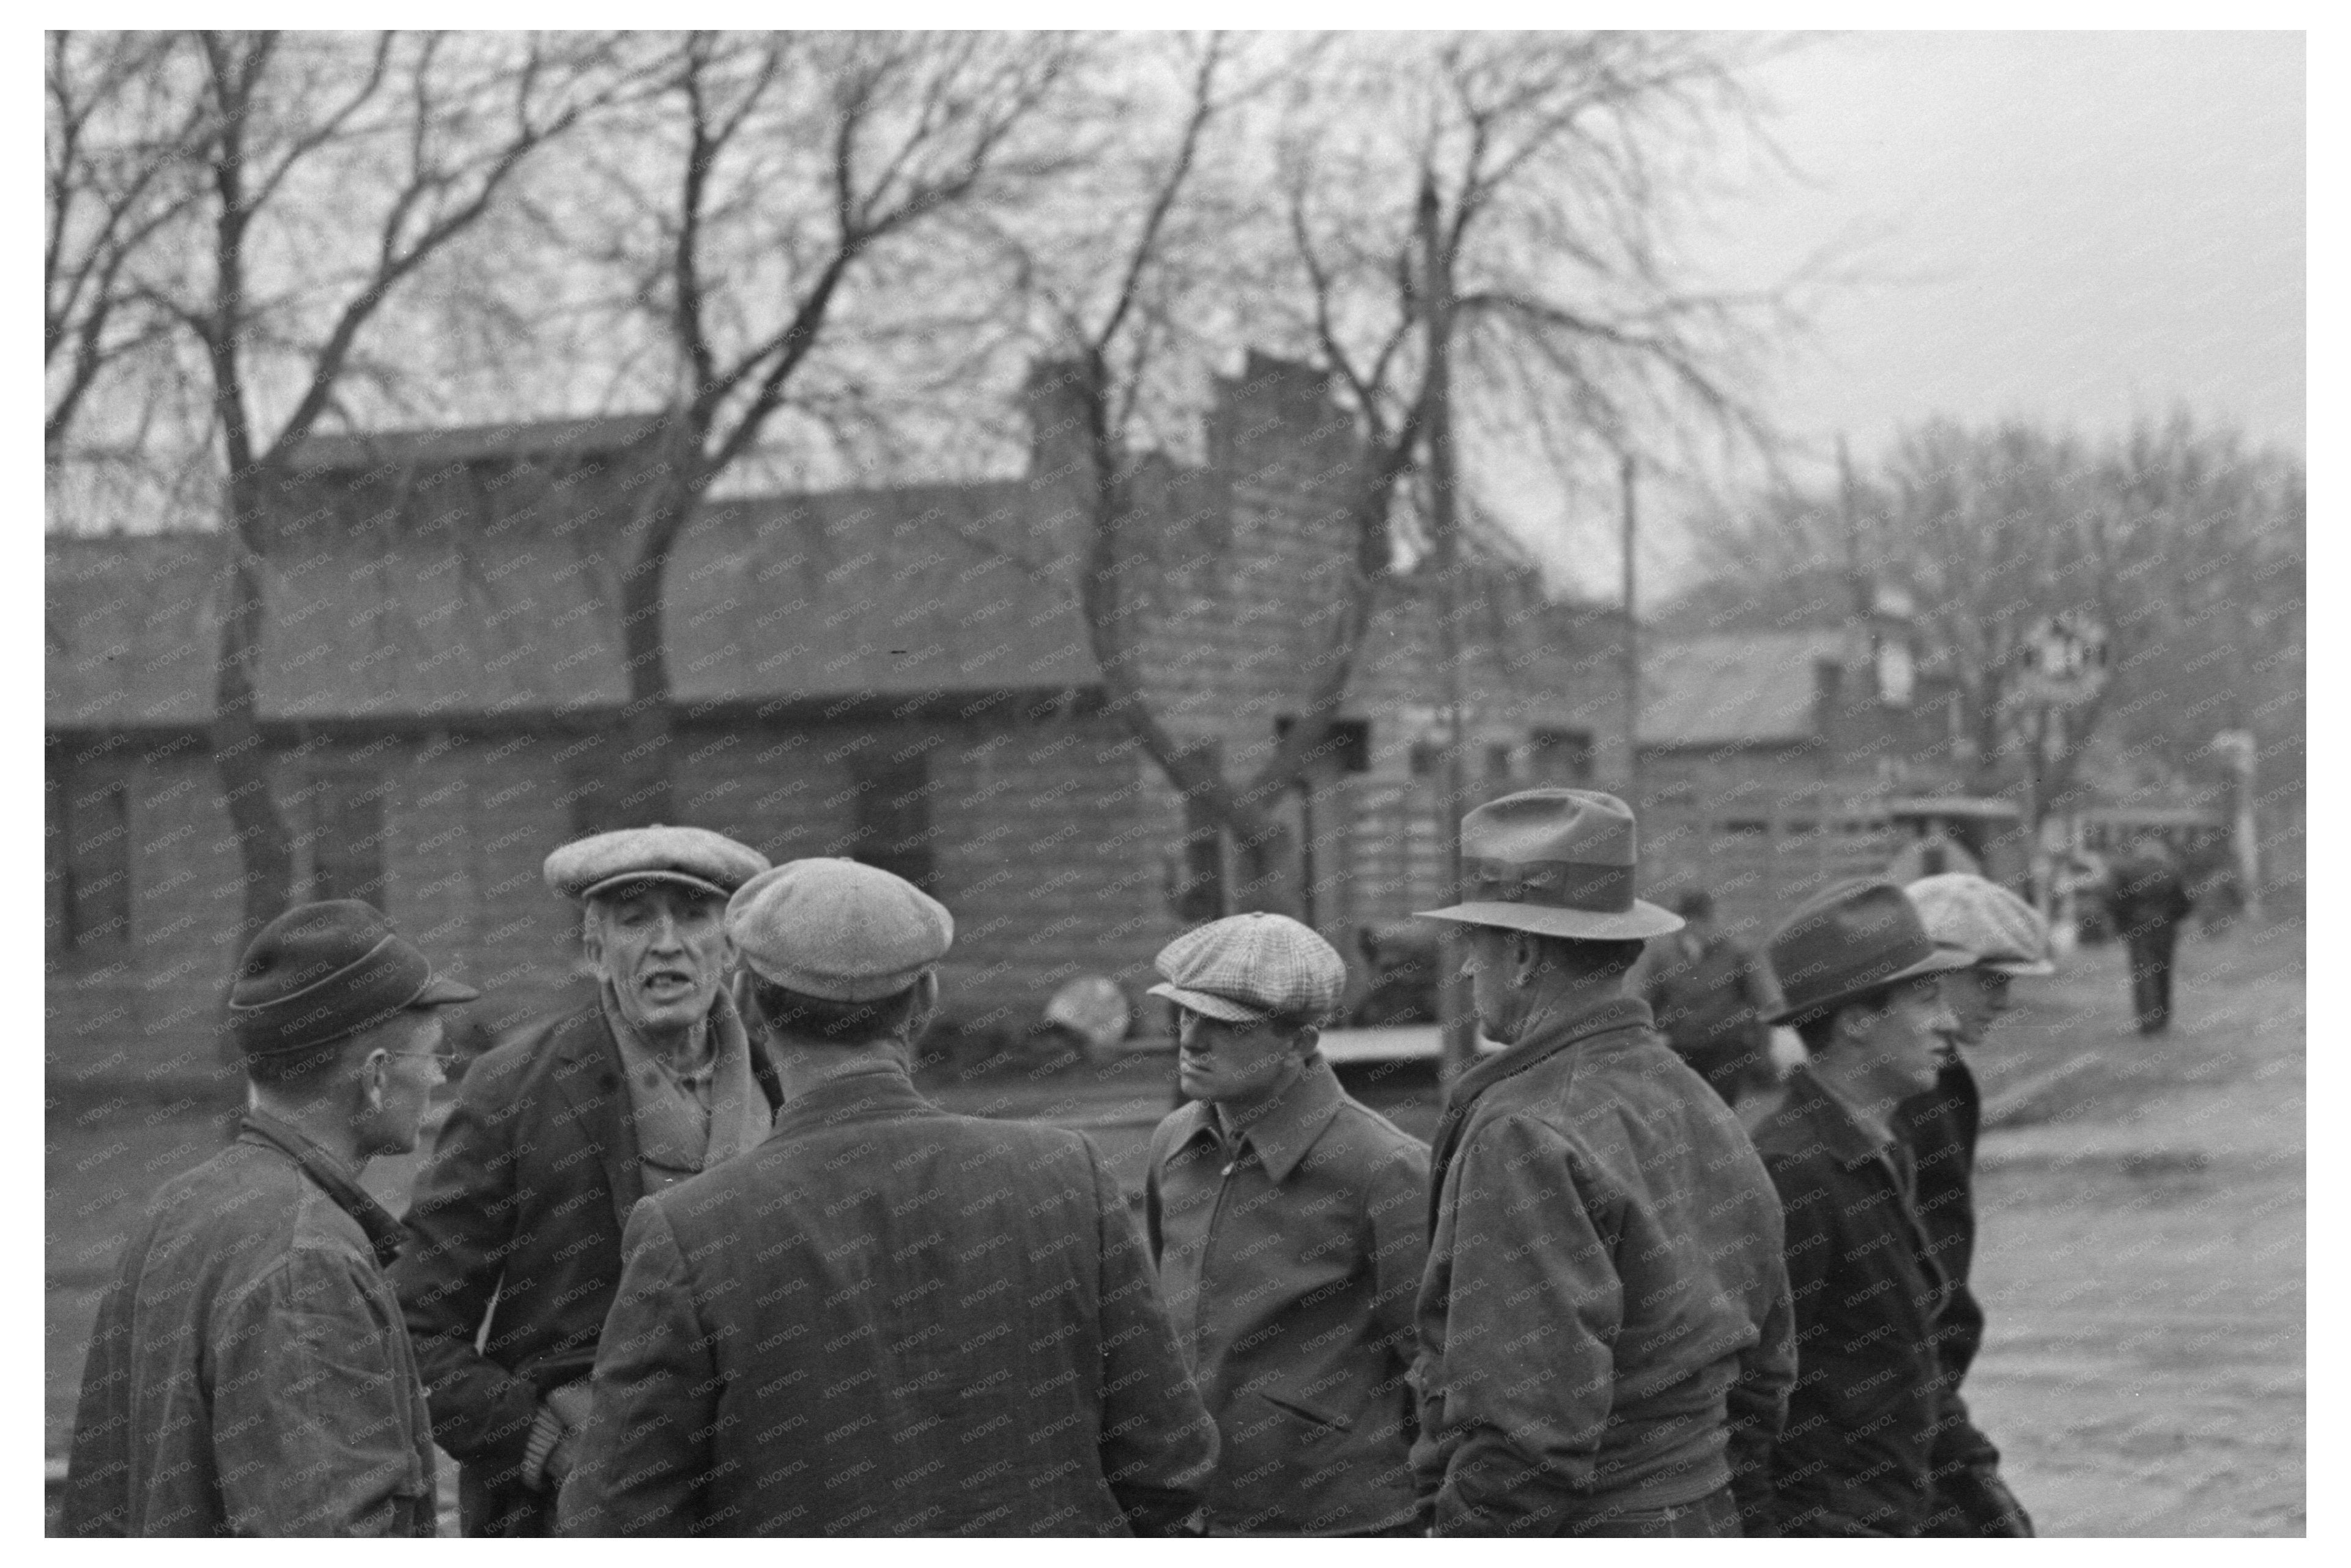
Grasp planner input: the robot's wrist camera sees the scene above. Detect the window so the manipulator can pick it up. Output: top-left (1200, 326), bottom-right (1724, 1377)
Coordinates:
top-left (565, 755), bottom-right (617, 838)
top-left (1272, 716), bottom-right (1371, 774)
top-left (1528, 728), bottom-right (1596, 785)
top-left (311, 771), bottom-right (389, 908)
top-left (851, 747), bottom-right (935, 891)
top-left (58, 772), bottom-right (131, 951)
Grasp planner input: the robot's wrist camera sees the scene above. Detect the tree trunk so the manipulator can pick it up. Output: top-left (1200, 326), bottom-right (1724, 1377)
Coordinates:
top-left (610, 464), bottom-right (702, 826)
top-left (211, 503), bottom-right (295, 940)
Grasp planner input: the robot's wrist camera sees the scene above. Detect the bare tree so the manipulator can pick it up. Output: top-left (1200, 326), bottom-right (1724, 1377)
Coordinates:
top-left (546, 29), bottom-right (1079, 822)
top-left (45, 31), bottom-right (210, 500)
top-left (123, 29), bottom-right (604, 936)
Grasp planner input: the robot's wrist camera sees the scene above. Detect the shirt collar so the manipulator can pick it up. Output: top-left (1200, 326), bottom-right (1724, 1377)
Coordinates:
top-left (238, 1109), bottom-right (407, 1268)
top-left (1186, 1054), bottom-right (1348, 1186)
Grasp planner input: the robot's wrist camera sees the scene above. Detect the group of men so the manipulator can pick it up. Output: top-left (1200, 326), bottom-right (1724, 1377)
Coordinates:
top-left (63, 786), bottom-right (2053, 1537)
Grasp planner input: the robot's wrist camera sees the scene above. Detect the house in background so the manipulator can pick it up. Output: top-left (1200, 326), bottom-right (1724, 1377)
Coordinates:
top-left (46, 354), bottom-right (1626, 1091)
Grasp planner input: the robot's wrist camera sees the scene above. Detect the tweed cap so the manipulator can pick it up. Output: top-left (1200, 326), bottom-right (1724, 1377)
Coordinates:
top-left (1416, 788), bottom-right (1683, 940)
top-left (228, 900), bottom-right (478, 1060)
top-left (1147, 913), bottom-right (1347, 1026)
top-left (1906, 873), bottom-right (2057, 977)
top-left (726, 858), bottom-right (953, 1002)
top-left (544, 824), bottom-right (769, 903)
top-left (1763, 878), bottom-right (1976, 1027)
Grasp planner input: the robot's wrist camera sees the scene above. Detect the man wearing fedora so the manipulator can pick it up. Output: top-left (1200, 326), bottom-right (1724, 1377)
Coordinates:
top-left (62, 901), bottom-right (477, 1536)
top-left (1749, 878), bottom-right (1974, 1536)
top-left (1411, 789), bottom-right (1794, 1538)
top-left (1142, 913), bottom-right (1429, 1536)
top-left (1895, 874), bottom-right (2051, 1537)
top-left (391, 825), bottom-right (781, 1536)
top-left (560, 858), bottom-right (1216, 1536)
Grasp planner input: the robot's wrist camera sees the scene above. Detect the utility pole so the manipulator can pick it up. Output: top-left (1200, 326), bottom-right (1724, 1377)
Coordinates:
top-left (1620, 453), bottom-right (1640, 805)
top-left (1420, 176), bottom-right (1477, 1090)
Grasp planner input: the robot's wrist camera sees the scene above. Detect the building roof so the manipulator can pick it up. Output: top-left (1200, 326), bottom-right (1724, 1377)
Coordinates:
top-left (1636, 627), bottom-right (1846, 749)
top-left (45, 478), bottom-right (1100, 727)
top-left (283, 413), bottom-right (669, 475)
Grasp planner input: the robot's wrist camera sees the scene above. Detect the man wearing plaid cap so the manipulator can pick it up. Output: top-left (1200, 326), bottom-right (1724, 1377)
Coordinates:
top-left (1143, 913), bottom-right (1431, 1536)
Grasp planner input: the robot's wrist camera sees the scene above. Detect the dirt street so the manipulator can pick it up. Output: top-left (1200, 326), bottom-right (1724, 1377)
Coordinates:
top-left (46, 925), bottom-right (2301, 1535)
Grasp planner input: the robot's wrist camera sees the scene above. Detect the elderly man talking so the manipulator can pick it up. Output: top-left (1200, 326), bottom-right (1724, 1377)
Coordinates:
top-left (391, 825), bottom-right (780, 1536)
top-left (1411, 788), bottom-right (1794, 1536)
top-left (560, 857), bottom-right (1216, 1536)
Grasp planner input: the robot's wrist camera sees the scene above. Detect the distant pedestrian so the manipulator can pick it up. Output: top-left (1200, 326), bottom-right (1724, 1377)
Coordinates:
top-left (392, 825), bottom-right (779, 1535)
top-left (1144, 914), bottom-right (1429, 1536)
top-left (2104, 837), bottom-right (2194, 1035)
top-left (1638, 889), bottom-right (1777, 1108)
top-left (1750, 879), bottom-right (1975, 1536)
top-left (1412, 789), bottom-right (1794, 1537)
top-left (1896, 873), bottom-right (2049, 1537)
top-left (559, 859), bottom-right (1216, 1536)
top-left (62, 901), bottom-right (478, 1536)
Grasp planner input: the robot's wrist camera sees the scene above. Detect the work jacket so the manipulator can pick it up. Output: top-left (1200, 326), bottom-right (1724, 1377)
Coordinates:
top-left (558, 1060), bottom-right (1218, 1537)
top-left (1413, 995), bottom-right (1794, 1537)
top-left (1146, 1056), bottom-right (1429, 1534)
top-left (1751, 1067), bottom-right (1955, 1536)
top-left (62, 1112), bottom-right (435, 1537)
top-left (389, 997), bottom-right (785, 1535)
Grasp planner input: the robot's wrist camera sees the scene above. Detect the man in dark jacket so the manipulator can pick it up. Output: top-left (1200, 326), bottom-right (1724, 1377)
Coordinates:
top-left (1752, 879), bottom-right (1974, 1536)
top-left (1638, 889), bottom-right (1777, 1106)
top-left (63, 901), bottom-right (476, 1536)
top-left (1895, 873), bottom-right (2050, 1537)
top-left (390, 825), bottom-right (779, 1535)
top-left (1412, 790), bottom-right (1795, 1537)
top-left (2105, 837), bottom-right (2195, 1034)
top-left (560, 857), bottom-right (1218, 1536)
top-left (1144, 912), bottom-right (1429, 1536)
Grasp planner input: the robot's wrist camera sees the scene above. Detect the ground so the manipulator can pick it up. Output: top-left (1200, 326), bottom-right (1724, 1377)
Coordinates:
top-left (45, 923), bottom-right (2302, 1535)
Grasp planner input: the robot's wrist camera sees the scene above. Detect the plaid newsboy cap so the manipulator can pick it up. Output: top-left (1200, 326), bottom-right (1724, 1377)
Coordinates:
top-left (1905, 872), bottom-right (2056, 977)
top-left (1147, 912), bottom-right (1347, 1025)
top-left (543, 824), bottom-right (769, 903)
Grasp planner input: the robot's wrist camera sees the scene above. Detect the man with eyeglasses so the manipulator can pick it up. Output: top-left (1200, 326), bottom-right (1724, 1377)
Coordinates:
top-left (1894, 873), bottom-right (2053, 1537)
top-left (391, 825), bottom-right (779, 1536)
top-left (62, 901), bottom-right (478, 1535)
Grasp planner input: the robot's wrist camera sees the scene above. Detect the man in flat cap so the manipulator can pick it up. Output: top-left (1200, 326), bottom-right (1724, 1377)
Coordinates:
top-left (1142, 913), bottom-right (1429, 1536)
top-left (560, 858), bottom-right (1217, 1536)
top-left (1747, 878), bottom-right (1975, 1536)
top-left (63, 901), bottom-right (476, 1536)
top-left (391, 824), bottom-right (779, 1536)
top-left (1895, 874), bottom-right (2051, 1537)
top-left (1412, 789), bottom-right (1794, 1537)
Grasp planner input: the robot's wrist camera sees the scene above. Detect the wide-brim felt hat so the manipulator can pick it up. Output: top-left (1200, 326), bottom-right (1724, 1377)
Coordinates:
top-left (544, 824), bottom-right (770, 903)
top-left (228, 900), bottom-right (479, 1060)
top-left (1763, 878), bottom-right (1977, 1026)
top-left (1415, 788), bottom-right (1684, 941)
top-left (1147, 912), bottom-right (1347, 1025)
top-left (727, 858), bottom-right (954, 1002)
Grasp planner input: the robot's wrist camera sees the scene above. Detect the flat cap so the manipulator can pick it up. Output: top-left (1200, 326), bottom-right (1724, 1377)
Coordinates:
top-left (1148, 913), bottom-right (1347, 1026)
top-left (1905, 873), bottom-right (2056, 977)
top-left (544, 824), bottom-right (769, 903)
top-left (228, 900), bottom-right (478, 1060)
top-left (726, 858), bottom-right (953, 1001)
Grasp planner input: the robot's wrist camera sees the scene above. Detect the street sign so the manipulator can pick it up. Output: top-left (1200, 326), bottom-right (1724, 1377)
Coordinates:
top-left (2012, 613), bottom-right (2109, 708)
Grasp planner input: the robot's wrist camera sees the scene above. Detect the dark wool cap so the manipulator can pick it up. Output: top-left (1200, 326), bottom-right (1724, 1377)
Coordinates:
top-left (227, 900), bottom-right (478, 1060)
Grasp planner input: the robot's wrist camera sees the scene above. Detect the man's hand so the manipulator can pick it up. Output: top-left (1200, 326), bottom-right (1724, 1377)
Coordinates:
top-left (1945, 1465), bottom-right (2034, 1537)
top-left (527, 1382), bottom-right (597, 1493)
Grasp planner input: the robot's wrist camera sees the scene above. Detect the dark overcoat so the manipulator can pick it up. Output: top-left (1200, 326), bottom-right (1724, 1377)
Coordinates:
top-left (558, 1062), bottom-right (1219, 1537)
top-left (388, 999), bottom-right (783, 1535)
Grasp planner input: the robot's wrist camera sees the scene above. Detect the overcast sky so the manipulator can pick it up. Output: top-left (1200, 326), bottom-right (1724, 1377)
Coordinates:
top-left (1583, 28), bottom-right (2306, 599)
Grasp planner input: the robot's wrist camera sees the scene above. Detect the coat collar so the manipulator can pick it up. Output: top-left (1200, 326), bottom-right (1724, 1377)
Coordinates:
top-left (768, 1056), bottom-right (937, 1142)
top-left (1443, 994), bottom-right (1654, 1126)
top-left (238, 1109), bottom-right (407, 1268)
top-left (1754, 1065), bottom-right (1890, 1172)
top-left (1168, 1053), bottom-right (1348, 1186)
